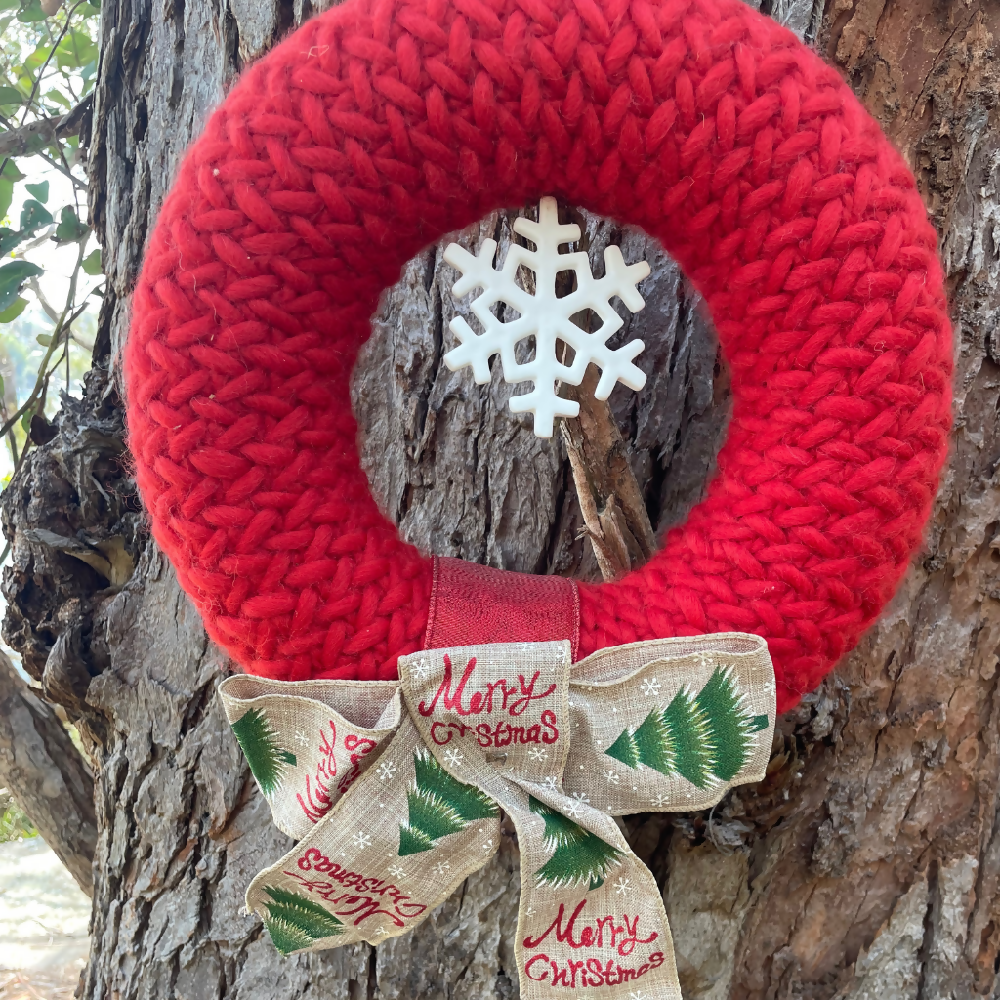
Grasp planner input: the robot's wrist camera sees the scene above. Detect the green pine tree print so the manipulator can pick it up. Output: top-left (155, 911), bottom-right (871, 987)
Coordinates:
top-left (230, 707), bottom-right (297, 796)
top-left (605, 667), bottom-right (769, 789)
top-left (398, 748), bottom-right (499, 856)
top-left (260, 885), bottom-right (343, 955)
top-left (529, 796), bottom-right (623, 890)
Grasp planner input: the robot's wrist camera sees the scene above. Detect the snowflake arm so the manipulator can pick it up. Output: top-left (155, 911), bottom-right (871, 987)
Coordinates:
top-left (509, 382), bottom-right (580, 437)
top-left (599, 244), bottom-right (650, 314)
top-left (443, 197), bottom-right (651, 437)
top-left (443, 240), bottom-right (536, 383)
top-left (511, 207), bottom-right (581, 254)
top-left (442, 239), bottom-right (498, 299)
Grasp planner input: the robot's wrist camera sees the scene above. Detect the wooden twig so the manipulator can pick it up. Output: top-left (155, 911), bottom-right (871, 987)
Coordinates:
top-left (549, 200), bottom-right (656, 582)
top-left (561, 367), bottom-right (657, 581)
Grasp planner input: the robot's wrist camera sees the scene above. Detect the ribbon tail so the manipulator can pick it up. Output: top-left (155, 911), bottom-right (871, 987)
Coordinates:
top-left (504, 780), bottom-right (682, 1000)
top-left (244, 714), bottom-right (502, 954)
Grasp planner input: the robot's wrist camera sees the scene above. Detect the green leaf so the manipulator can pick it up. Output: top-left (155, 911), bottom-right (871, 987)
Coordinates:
top-left (36, 332), bottom-right (51, 346)
top-left (0, 259), bottom-right (42, 311)
top-left (17, 0), bottom-right (47, 20)
top-left (0, 0), bottom-right (18, 10)
top-left (0, 297), bottom-right (26, 323)
top-left (25, 181), bottom-right (49, 204)
top-left (0, 162), bottom-right (21, 222)
top-left (55, 29), bottom-right (98, 70)
top-left (55, 206), bottom-right (87, 242)
top-left (22, 46), bottom-right (48, 72)
top-left (20, 412), bottom-right (31, 434)
top-left (20, 200), bottom-right (53, 232)
top-left (0, 85), bottom-right (21, 105)
top-left (0, 228), bottom-right (24, 255)
top-left (44, 89), bottom-right (72, 110)
top-left (81, 248), bottom-right (102, 275)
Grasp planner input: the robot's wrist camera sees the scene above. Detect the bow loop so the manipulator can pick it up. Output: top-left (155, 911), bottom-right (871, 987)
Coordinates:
top-left (220, 675), bottom-right (401, 840)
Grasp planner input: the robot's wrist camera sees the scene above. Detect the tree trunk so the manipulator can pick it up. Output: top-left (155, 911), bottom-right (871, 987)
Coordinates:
top-left (2, 0), bottom-right (998, 996)
top-left (0, 650), bottom-right (96, 895)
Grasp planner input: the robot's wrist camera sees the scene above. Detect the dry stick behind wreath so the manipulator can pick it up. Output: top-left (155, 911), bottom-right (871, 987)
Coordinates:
top-left (561, 368), bottom-right (657, 581)
top-left (551, 202), bottom-right (657, 582)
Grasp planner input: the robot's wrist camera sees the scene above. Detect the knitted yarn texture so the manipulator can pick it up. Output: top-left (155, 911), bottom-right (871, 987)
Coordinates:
top-left (123, 0), bottom-right (953, 713)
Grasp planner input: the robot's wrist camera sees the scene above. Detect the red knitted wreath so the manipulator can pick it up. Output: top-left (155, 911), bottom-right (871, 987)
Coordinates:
top-left (124, 0), bottom-right (952, 713)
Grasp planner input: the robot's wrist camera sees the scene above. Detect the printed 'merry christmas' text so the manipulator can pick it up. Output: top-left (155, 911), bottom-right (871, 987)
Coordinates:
top-left (417, 655), bottom-right (557, 718)
top-left (289, 853), bottom-right (427, 926)
top-left (296, 722), bottom-right (378, 824)
top-left (522, 952), bottom-right (666, 989)
top-left (521, 898), bottom-right (663, 989)
top-left (522, 899), bottom-right (658, 956)
top-left (429, 717), bottom-right (559, 747)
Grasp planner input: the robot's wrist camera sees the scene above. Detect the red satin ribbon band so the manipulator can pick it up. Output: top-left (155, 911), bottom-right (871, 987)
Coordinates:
top-left (425, 557), bottom-right (580, 659)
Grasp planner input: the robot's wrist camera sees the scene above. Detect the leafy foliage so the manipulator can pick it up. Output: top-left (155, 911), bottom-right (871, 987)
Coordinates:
top-left (0, 259), bottom-right (41, 310)
top-left (528, 796), bottom-right (622, 890)
top-left (0, 0), bottom-right (103, 521)
top-left (0, 788), bottom-right (37, 842)
top-left (397, 748), bottom-right (498, 856)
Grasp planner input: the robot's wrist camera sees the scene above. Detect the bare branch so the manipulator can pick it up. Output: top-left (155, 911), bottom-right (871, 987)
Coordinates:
top-left (0, 650), bottom-right (96, 895)
top-left (562, 373), bottom-right (657, 582)
top-left (0, 95), bottom-right (92, 159)
top-left (554, 211), bottom-right (657, 582)
top-left (26, 276), bottom-right (61, 323)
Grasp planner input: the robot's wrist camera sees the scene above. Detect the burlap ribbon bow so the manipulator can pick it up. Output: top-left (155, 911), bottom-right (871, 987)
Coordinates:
top-left (219, 633), bottom-right (775, 999)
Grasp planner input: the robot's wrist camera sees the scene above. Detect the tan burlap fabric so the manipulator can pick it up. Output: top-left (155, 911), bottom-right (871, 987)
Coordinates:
top-left (220, 634), bottom-right (775, 998)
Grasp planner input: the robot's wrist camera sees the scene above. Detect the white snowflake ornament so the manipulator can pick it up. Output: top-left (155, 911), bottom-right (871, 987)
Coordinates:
top-left (443, 197), bottom-right (651, 437)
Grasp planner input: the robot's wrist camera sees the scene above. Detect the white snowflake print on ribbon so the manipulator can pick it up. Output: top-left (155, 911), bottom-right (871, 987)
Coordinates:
top-left (614, 876), bottom-right (633, 897)
top-left (443, 197), bottom-right (651, 437)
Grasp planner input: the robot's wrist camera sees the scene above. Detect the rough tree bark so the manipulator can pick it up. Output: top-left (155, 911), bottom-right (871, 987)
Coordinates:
top-left (0, 650), bottom-right (96, 895)
top-left (1, 0), bottom-right (998, 997)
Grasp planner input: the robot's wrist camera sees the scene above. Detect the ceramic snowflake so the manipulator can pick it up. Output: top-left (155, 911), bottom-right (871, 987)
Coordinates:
top-left (443, 197), bottom-right (651, 437)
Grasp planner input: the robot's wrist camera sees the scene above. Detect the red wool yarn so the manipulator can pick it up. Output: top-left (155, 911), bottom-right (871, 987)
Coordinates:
top-left (124, 0), bottom-right (953, 713)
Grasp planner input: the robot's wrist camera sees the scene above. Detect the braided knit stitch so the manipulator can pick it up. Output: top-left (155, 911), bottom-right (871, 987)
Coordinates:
top-left (124, 0), bottom-right (953, 712)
